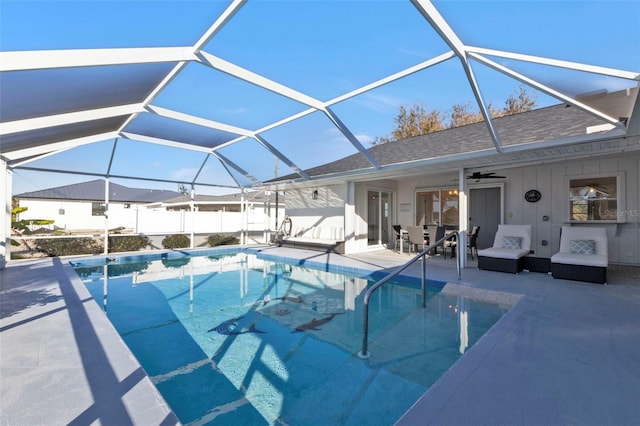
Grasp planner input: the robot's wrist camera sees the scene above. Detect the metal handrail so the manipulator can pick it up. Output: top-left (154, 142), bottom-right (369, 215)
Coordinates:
top-left (358, 231), bottom-right (461, 359)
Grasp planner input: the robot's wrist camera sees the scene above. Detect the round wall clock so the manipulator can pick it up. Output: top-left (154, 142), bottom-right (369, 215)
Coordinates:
top-left (525, 189), bottom-right (542, 203)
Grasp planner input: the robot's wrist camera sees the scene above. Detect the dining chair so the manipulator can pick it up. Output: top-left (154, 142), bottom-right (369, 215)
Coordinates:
top-left (407, 226), bottom-right (426, 254)
top-left (426, 225), bottom-right (437, 247)
top-left (428, 226), bottom-right (445, 255)
top-left (443, 229), bottom-right (458, 259)
top-left (392, 225), bottom-right (408, 251)
top-left (467, 226), bottom-right (480, 260)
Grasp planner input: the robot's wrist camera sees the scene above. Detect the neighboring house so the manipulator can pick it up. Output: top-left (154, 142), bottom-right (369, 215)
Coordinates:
top-left (272, 90), bottom-right (640, 267)
top-left (14, 179), bottom-right (181, 232)
top-left (14, 179), bottom-right (284, 236)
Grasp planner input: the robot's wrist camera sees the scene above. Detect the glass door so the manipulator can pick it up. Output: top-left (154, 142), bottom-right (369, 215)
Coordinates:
top-left (368, 190), bottom-right (392, 247)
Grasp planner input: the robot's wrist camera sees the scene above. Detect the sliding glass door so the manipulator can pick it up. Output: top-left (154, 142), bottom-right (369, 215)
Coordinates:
top-left (368, 190), bottom-right (392, 247)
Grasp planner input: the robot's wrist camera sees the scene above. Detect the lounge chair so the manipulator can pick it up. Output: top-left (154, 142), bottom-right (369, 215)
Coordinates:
top-left (550, 226), bottom-right (607, 284)
top-left (477, 224), bottom-right (532, 273)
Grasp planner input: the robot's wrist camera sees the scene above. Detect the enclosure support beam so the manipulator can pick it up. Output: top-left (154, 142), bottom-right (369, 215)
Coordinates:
top-left (103, 178), bottom-right (110, 255)
top-left (0, 161), bottom-right (11, 269)
top-left (458, 168), bottom-right (468, 269)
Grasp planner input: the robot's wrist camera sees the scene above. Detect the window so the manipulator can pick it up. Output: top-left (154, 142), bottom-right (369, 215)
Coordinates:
top-left (569, 176), bottom-right (618, 222)
top-left (92, 202), bottom-right (106, 216)
top-left (416, 188), bottom-right (459, 227)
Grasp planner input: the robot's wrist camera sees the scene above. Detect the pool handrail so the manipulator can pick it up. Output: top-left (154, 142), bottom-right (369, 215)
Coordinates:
top-left (358, 231), bottom-right (461, 359)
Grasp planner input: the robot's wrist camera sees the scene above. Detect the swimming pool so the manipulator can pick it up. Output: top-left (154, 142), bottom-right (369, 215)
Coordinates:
top-left (71, 249), bottom-right (506, 425)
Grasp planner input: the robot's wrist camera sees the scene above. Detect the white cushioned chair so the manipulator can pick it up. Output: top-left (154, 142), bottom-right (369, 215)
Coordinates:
top-left (477, 224), bottom-right (532, 273)
top-left (550, 226), bottom-right (607, 284)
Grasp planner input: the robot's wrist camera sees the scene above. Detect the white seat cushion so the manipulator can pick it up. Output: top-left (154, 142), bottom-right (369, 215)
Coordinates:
top-left (477, 247), bottom-right (529, 260)
top-left (551, 226), bottom-right (608, 268)
top-left (550, 252), bottom-right (608, 267)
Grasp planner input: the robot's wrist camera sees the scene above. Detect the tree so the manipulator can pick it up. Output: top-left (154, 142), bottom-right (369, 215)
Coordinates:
top-left (448, 102), bottom-right (483, 128)
top-left (372, 86), bottom-right (537, 145)
top-left (11, 199), bottom-right (54, 234)
top-left (503, 85), bottom-right (537, 115)
top-left (372, 104), bottom-right (443, 146)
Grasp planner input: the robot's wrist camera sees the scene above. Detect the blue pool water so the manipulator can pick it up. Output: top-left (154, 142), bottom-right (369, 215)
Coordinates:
top-left (72, 249), bottom-right (506, 425)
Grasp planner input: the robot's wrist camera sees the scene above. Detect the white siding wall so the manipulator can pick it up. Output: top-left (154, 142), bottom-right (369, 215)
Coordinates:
top-left (391, 152), bottom-right (640, 265)
top-left (284, 184), bottom-right (347, 240)
top-left (285, 152), bottom-right (640, 265)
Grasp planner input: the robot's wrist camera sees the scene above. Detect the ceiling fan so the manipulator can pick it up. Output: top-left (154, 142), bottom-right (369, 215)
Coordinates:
top-left (467, 172), bottom-right (506, 181)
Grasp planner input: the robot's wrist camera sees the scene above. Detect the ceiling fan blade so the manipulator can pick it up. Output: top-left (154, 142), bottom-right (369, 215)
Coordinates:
top-left (467, 172), bottom-right (506, 179)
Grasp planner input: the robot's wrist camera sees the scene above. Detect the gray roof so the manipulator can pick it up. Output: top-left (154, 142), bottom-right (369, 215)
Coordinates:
top-left (271, 101), bottom-right (614, 182)
top-left (15, 179), bottom-right (181, 203)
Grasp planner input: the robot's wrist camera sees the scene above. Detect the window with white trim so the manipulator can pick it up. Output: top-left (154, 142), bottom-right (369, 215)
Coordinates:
top-left (569, 176), bottom-right (617, 222)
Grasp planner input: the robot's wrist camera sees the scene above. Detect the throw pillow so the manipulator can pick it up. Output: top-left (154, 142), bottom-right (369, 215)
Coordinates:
top-left (570, 239), bottom-right (596, 255)
top-left (502, 236), bottom-right (522, 250)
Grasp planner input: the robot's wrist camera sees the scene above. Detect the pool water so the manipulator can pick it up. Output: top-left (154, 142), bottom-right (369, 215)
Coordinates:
top-left (72, 250), bottom-right (506, 425)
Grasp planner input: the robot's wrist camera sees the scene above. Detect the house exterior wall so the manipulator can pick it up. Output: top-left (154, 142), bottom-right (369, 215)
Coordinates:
top-left (284, 184), bottom-right (347, 240)
top-left (392, 152), bottom-right (640, 266)
top-left (17, 199), bottom-right (130, 231)
top-left (281, 152), bottom-right (639, 265)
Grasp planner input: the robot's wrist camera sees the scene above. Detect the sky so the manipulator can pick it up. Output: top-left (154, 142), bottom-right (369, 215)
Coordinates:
top-left (2, 0), bottom-right (639, 196)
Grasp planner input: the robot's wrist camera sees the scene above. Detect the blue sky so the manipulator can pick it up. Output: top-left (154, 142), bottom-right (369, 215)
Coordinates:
top-left (2, 0), bottom-right (639, 195)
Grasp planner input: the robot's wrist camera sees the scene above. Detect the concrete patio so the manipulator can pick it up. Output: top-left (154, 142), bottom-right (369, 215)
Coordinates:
top-left (1, 247), bottom-right (638, 425)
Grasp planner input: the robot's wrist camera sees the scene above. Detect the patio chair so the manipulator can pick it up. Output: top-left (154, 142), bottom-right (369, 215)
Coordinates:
top-left (550, 226), bottom-right (607, 284)
top-left (407, 226), bottom-right (427, 254)
top-left (443, 230), bottom-right (458, 259)
top-left (477, 224), bottom-right (532, 273)
top-left (426, 225), bottom-right (445, 255)
top-left (392, 225), bottom-right (408, 251)
top-left (467, 226), bottom-right (480, 260)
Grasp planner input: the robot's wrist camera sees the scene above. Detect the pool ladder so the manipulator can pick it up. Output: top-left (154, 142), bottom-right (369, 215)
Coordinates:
top-left (358, 231), bottom-right (461, 359)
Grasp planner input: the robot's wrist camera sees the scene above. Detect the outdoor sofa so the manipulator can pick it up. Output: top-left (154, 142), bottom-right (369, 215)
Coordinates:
top-left (277, 226), bottom-right (345, 254)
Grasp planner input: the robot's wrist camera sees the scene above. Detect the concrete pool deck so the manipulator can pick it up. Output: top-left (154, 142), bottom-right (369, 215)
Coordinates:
top-left (1, 246), bottom-right (638, 425)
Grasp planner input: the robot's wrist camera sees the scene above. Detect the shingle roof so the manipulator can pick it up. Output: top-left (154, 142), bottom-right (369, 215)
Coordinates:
top-left (15, 179), bottom-right (181, 203)
top-left (271, 102), bottom-right (610, 182)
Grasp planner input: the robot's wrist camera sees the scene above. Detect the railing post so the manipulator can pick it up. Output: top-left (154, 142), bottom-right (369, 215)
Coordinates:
top-left (456, 231), bottom-right (462, 280)
top-left (421, 253), bottom-right (426, 308)
top-left (358, 301), bottom-right (371, 359)
top-left (359, 231), bottom-right (462, 359)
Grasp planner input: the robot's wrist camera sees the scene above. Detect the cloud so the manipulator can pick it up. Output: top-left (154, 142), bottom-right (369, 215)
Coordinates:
top-left (356, 92), bottom-right (406, 113)
top-left (170, 167), bottom-right (199, 182)
top-left (223, 107), bottom-right (248, 114)
top-left (355, 133), bottom-right (374, 144)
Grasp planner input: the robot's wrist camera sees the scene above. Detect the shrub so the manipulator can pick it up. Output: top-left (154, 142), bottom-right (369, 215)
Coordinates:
top-left (207, 234), bottom-right (239, 247)
top-left (162, 234), bottom-right (190, 249)
top-left (162, 257), bottom-right (191, 269)
top-left (36, 237), bottom-right (102, 256)
top-left (108, 235), bottom-right (150, 253)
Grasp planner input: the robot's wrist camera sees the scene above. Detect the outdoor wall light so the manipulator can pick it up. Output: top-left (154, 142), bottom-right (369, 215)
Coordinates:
top-left (312, 190), bottom-right (319, 200)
